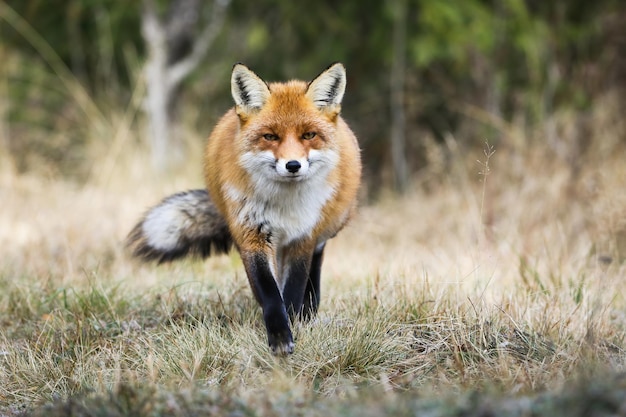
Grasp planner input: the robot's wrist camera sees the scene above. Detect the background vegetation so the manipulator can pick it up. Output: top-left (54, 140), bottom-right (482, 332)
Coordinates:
top-left (1, 0), bottom-right (626, 415)
top-left (2, 0), bottom-right (624, 189)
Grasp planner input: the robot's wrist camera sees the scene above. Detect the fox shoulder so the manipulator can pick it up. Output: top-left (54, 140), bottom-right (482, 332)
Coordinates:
top-left (126, 189), bottom-right (233, 263)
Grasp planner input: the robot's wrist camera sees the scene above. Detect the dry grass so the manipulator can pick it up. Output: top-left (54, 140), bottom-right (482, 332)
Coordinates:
top-left (1, 94), bottom-right (626, 416)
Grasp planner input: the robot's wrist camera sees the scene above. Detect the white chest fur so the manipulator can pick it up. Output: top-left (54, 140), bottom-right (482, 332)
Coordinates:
top-left (224, 175), bottom-right (335, 245)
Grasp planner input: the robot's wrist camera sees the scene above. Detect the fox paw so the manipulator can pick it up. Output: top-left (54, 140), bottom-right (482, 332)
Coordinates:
top-left (268, 330), bottom-right (294, 355)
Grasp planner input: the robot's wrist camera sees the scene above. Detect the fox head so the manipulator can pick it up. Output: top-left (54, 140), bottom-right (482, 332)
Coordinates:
top-left (230, 63), bottom-right (347, 183)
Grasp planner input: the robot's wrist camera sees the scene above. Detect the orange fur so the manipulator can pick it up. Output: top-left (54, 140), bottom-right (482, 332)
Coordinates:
top-left (204, 82), bottom-right (361, 254)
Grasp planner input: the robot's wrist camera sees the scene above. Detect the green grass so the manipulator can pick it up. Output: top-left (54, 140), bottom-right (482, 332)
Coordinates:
top-left (1, 263), bottom-right (624, 416)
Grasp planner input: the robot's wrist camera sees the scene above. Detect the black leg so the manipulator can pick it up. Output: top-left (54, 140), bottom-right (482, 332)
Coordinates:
top-left (302, 243), bottom-right (325, 320)
top-left (281, 256), bottom-right (310, 321)
top-left (241, 252), bottom-right (293, 355)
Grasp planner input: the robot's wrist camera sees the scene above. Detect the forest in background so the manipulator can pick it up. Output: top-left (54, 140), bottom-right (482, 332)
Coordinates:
top-left (1, 0), bottom-right (624, 194)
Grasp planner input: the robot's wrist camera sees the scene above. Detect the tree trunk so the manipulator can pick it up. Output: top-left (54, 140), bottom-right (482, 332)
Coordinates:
top-left (141, 0), bottom-right (230, 173)
top-left (390, 0), bottom-right (408, 194)
top-left (142, 4), bottom-right (172, 171)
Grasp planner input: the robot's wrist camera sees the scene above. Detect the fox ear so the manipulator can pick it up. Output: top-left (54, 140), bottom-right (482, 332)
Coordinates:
top-left (231, 64), bottom-right (271, 114)
top-left (306, 63), bottom-right (346, 111)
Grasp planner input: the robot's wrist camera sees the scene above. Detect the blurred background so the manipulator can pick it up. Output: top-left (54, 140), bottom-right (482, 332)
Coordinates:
top-left (0, 0), bottom-right (624, 196)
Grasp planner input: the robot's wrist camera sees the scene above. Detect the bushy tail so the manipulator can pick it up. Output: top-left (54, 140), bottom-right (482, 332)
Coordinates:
top-left (126, 189), bottom-right (233, 263)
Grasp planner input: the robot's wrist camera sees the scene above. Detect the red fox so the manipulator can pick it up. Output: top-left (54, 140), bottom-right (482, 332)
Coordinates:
top-left (127, 63), bottom-right (361, 354)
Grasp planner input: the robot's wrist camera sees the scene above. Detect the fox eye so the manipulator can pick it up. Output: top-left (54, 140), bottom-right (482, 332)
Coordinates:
top-left (302, 132), bottom-right (316, 140)
top-left (263, 133), bottom-right (279, 141)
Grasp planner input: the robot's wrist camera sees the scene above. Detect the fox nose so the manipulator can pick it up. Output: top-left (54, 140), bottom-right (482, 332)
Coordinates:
top-left (285, 160), bottom-right (301, 173)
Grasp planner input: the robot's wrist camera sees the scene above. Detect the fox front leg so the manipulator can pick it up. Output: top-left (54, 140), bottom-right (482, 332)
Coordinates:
top-left (301, 243), bottom-right (325, 320)
top-left (281, 256), bottom-right (311, 320)
top-left (241, 251), bottom-right (294, 355)
top-left (281, 240), bottom-right (318, 321)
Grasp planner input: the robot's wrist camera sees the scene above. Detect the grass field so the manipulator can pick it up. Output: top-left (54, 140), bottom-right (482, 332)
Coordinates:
top-left (1, 95), bottom-right (626, 416)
